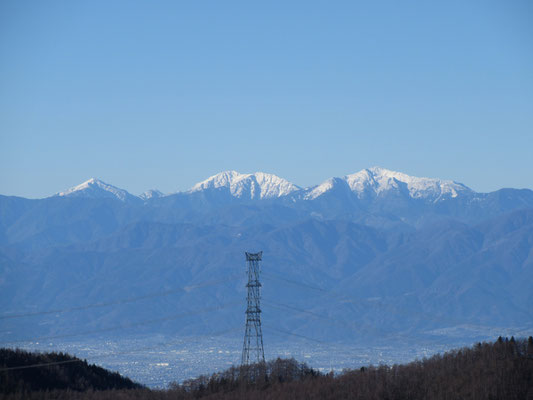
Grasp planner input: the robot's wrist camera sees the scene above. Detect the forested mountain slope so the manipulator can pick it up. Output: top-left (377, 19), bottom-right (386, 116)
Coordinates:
top-left (1, 169), bottom-right (532, 344)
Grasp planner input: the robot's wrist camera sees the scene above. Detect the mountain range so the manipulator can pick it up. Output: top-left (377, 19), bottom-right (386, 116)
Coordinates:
top-left (51, 167), bottom-right (478, 204)
top-left (1, 167), bottom-right (532, 346)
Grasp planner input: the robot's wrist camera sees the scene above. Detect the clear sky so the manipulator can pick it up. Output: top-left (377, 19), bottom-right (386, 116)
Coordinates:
top-left (1, 0), bottom-right (532, 198)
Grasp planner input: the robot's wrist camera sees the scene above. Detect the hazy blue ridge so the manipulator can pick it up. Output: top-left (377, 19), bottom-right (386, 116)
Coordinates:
top-left (1, 172), bottom-right (533, 345)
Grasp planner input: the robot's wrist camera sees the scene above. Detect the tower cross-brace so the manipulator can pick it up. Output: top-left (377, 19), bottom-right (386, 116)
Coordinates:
top-left (241, 251), bottom-right (265, 365)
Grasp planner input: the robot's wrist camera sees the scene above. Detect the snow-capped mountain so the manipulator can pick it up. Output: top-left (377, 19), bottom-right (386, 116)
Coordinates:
top-left (46, 168), bottom-right (533, 229)
top-left (2, 168), bottom-right (533, 346)
top-left (304, 177), bottom-right (354, 200)
top-left (188, 170), bottom-right (301, 200)
top-left (55, 178), bottom-right (139, 202)
top-left (305, 167), bottom-right (472, 202)
top-left (52, 168), bottom-right (471, 205)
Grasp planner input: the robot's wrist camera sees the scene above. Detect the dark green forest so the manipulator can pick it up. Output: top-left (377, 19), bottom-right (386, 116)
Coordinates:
top-left (2, 337), bottom-right (533, 399)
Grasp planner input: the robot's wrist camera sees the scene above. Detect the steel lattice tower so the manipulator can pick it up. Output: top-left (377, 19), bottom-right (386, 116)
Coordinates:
top-left (241, 251), bottom-right (265, 365)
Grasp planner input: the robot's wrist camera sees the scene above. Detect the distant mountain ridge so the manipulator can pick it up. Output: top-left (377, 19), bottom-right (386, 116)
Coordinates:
top-left (189, 171), bottom-right (301, 199)
top-left (304, 167), bottom-right (472, 202)
top-left (0, 167), bottom-right (532, 345)
top-left (55, 178), bottom-right (133, 201)
top-left (35, 167), bottom-right (533, 231)
top-left (51, 167), bottom-right (474, 202)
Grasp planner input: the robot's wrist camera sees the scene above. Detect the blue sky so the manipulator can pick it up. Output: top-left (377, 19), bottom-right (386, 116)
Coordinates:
top-left (1, 0), bottom-right (532, 197)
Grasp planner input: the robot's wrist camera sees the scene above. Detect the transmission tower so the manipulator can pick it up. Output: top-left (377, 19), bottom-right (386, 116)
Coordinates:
top-left (241, 251), bottom-right (265, 366)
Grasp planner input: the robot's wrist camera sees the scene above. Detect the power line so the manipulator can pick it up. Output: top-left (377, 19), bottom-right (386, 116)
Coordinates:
top-left (263, 324), bottom-right (326, 344)
top-left (263, 285), bottom-right (491, 344)
top-left (0, 274), bottom-right (241, 320)
top-left (262, 298), bottom-right (416, 342)
top-left (263, 299), bottom-right (339, 323)
top-left (0, 300), bottom-right (241, 345)
top-left (262, 271), bottom-right (328, 293)
top-left (0, 262), bottom-right (485, 377)
top-left (0, 359), bottom-right (84, 372)
top-left (263, 270), bottom-right (473, 328)
top-left (0, 326), bottom-right (243, 372)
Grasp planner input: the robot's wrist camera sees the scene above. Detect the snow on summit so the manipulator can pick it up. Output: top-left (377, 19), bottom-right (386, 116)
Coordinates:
top-left (304, 177), bottom-right (351, 200)
top-left (306, 167), bottom-right (472, 201)
top-left (139, 189), bottom-right (164, 200)
top-left (51, 167), bottom-right (471, 203)
top-left (189, 171), bottom-right (300, 199)
top-left (56, 178), bottom-right (135, 201)
top-left (345, 167), bottom-right (472, 199)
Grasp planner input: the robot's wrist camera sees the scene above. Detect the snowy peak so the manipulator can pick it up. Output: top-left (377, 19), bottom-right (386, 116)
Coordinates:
top-left (50, 167), bottom-right (473, 204)
top-left (252, 172), bottom-right (301, 198)
top-left (139, 189), bottom-right (164, 200)
top-left (304, 177), bottom-right (351, 200)
top-left (351, 167), bottom-right (472, 200)
top-left (190, 171), bottom-right (241, 191)
top-left (189, 171), bottom-right (300, 199)
top-left (307, 167), bottom-right (472, 201)
top-left (55, 178), bottom-right (137, 202)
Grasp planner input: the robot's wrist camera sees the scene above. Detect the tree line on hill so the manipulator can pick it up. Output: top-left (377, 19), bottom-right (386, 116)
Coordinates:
top-left (1, 337), bottom-right (532, 399)
top-left (0, 348), bottom-right (142, 394)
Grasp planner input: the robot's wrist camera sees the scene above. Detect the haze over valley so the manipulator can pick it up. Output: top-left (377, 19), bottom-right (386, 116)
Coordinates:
top-left (2, 2), bottom-right (532, 393)
top-left (1, 167), bottom-right (532, 385)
